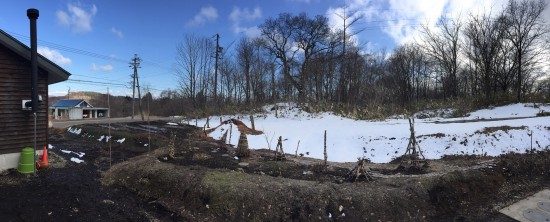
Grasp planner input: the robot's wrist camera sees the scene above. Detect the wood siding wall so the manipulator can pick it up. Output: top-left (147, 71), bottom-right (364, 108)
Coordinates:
top-left (0, 43), bottom-right (48, 155)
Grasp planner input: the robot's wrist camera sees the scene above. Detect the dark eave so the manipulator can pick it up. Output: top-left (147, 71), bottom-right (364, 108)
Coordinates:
top-left (0, 29), bottom-right (71, 85)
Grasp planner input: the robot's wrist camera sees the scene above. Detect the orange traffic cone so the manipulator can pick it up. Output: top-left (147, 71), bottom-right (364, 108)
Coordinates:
top-left (40, 146), bottom-right (49, 169)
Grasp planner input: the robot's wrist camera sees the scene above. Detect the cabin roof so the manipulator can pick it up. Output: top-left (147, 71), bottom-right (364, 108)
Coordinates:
top-left (50, 99), bottom-right (91, 108)
top-left (0, 29), bottom-right (71, 84)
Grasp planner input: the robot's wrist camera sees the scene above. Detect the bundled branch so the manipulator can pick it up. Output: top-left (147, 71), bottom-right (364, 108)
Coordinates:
top-left (168, 132), bottom-right (176, 159)
top-left (236, 133), bottom-right (250, 158)
top-left (274, 136), bottom-right (285, 161)
top-left (347, 158), bottom-right (374, 182)
top-left (399, 117), bottom-right (427, 168)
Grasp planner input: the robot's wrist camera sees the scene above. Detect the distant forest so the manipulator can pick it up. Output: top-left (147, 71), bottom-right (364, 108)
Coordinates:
top-left (54, 0), bottom-right (550, 119)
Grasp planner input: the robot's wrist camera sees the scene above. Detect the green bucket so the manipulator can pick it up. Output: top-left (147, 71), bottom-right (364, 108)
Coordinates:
top-left (18, 147), bottom-right (35, 174)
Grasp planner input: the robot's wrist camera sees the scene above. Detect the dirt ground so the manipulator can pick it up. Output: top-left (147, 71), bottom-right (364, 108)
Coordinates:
top-left (1, 120), bottom-right (549, 221)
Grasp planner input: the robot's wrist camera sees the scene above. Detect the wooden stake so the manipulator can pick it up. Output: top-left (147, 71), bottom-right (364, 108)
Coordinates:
top-left (295, 140), bottom-right (300, 157)
top-left (250, 114), bottom-right (255, 130)
top-left (324, 130), bottom-right (327, 166)
top-left (147, 86), bottom-right (151, 152)
top-left (107, 87), bottom-right (112, 167)
top-left (228, 122), bottom-right (233, 145)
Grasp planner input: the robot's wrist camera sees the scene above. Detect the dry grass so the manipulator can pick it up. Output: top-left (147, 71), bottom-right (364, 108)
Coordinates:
top-left (475, 126), bottom-right (527, 134)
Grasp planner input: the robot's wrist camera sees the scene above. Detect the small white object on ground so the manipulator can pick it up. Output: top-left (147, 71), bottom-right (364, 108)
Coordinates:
top-left (70, 157), bottom-right (84, 163)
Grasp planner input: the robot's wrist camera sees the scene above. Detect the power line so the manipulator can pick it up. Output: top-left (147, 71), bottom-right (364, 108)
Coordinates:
top-left (65, 79), bottom-right (163, 92)
top-left (66, 79), bottom-right (128, 87)
top-left (5, 30), bottom-right (173, 71)
top-left (70, 73), bottom-right (128, 83)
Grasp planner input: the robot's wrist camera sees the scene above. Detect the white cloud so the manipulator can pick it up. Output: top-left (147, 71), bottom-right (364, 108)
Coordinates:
top-left (111, 27), bottom-right (123, 39)
top-left (56, 3), bottom-right (97, 33)
top-left (234, 26), bottom-right (261, 38)
top-left (229, 7), bottom-right (262, 38)
top-left (186, 6), bottom-right (218, 27)
top-left (230, 7), bottom-right (262, 22)
top-left (48, 91), bottom-right (68, 97)
top-left (91, 63), bottom-right (113, 72)
top-left (38, 47), bottom-right (72, 66)
top-left (328, 0), bottom-right (510, 46)
top-left (383, 0), bottom-right (511, 45)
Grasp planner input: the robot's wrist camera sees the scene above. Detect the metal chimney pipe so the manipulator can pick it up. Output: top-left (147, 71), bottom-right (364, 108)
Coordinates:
top-left (27, 8), bottom-right (39, 176)
top-left (27, 8), bottom-right (39, 113)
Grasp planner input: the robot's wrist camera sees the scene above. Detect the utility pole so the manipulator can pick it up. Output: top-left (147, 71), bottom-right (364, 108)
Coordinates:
top-left (214, 33), bottom-right (220, 102)
top-left (67, 87), bottom-right (70, 100)
top-left (129, 54), bottom-right (144, 121)
top-left (131, 59), bottom-right (136, 119)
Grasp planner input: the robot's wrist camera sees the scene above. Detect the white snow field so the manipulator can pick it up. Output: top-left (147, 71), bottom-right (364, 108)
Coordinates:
top-left (189, 103), bottom-right (550, 163)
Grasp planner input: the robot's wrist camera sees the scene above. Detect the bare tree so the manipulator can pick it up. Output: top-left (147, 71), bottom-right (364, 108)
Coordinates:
top-left (386, 44), bottom-right (428, 106)
top-left (259, 13), bottom-right (298, 98)
top-left (463, 11), bottom-right (508, 102)
top-left (236, 37), bottom-right (255, 105)
top-left (503, 0), bottom-right (548, 102)
top-left (259, 13), bottom-right (330, 101)
top-left (219, 56), bottom-right (237, 103)
top-left (175, 35), bottom-right (215, 108)
top-left (293, 13), bottom-right (330, 101)
top-left (420, 15), bottom-right (462, 98)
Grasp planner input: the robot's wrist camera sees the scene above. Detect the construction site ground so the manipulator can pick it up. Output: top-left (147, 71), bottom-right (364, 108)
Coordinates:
top-left (0, 120), bottom-right (549, 221)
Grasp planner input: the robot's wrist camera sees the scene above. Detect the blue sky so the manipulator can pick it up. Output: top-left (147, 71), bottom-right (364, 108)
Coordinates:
top-left (0, 0), bottom-right (514, 97)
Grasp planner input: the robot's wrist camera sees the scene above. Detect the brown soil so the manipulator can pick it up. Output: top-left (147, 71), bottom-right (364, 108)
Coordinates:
top-left (1, 120), bottom-right (549, 221)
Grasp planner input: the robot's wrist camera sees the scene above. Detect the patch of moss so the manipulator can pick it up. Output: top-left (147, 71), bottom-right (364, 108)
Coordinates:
top-left (202, 171), bottom-right (248, 207)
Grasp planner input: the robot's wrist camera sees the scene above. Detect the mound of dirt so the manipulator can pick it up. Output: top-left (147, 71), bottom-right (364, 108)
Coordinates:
top-left (102, 136), bottom-right (550, 221)
top-left (3, 121), bottom-right (548, 221)
top-left (103, 147), bottom-right (438, 221)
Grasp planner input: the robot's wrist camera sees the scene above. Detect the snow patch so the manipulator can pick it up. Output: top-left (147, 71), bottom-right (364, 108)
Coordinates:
top-left (61, 149), bottom-right (85, 158)
top-left (70, 157), bottom-right (84, 163)
top-left (67, 127), bottom-right (82, 135)
top-left (199, 103), bottom-right (550, 163)
top-left (116, 138), bottom-right (126, 143)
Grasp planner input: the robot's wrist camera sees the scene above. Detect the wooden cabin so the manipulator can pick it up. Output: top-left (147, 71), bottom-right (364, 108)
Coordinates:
top-left (0, 29), bottom-right (70, 171)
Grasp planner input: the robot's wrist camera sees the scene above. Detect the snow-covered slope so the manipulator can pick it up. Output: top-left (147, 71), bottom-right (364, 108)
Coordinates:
top-left (190, 103), bottom-right (550, 163)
